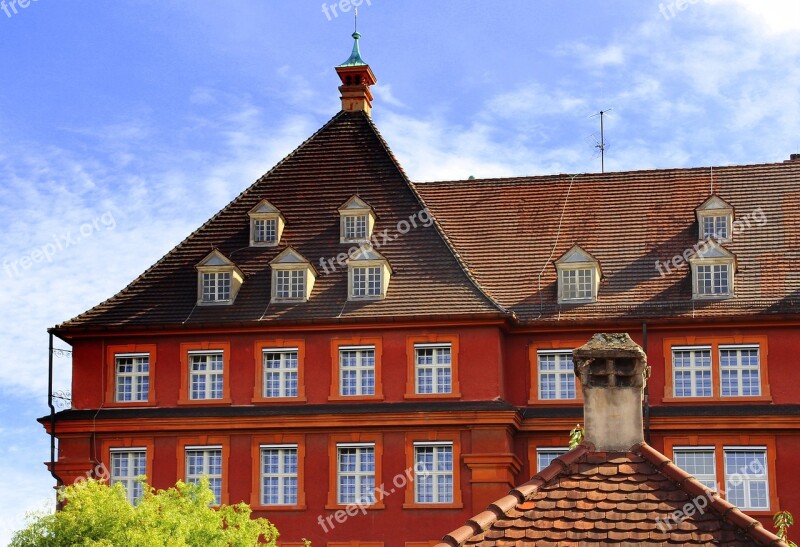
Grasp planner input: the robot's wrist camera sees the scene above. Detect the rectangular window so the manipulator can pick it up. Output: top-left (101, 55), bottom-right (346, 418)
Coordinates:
top-left (260, 445), bottom-right (298, 506)
top-left (415, 344), bottom-right (452, 394)
top-left (202, 272), bottom-right (231, 302)
top-left (414, 443), bottom-right (454, 504)
top-left (337, 444), bottom-right (375, 505)
top-left (672, 347), bottom-right (712, 397)
top-left (696, 264), bottom-right (730, 296)
top-left (115, 354), bottom-right (149, 402)
top-left (724, 448), bottom-right (769, 510)
top-left (673, 447), bottom-right (717, 490)
top-left (185, 447), bottom-right (223, 505)
top-left (720, 346), bottom-right (761, 397)
top-left (189, 352), bottom-right (224, 400)
top-left (536, 448), bottom-right (569, 472)
top-left (537, 351), bottom-right (576, 400)
top-left (110, 449), bottom-right (146, 505)
top-left (254, 218), bottom-right (277, 243)
top-left (352, 266), bottom-right (382, 297)
top-left (344, 215), bottom-right (368, 240)
top-left (560, 269), bottom-right (593, 300)
top-left (702, 215), bottom-right (729, 240)
top-left (263, 350), bottom-right (299, 398)
top-left (275, 270), bottom-right (305, 300)
top-left (339, 346), bottom-right (375, 396)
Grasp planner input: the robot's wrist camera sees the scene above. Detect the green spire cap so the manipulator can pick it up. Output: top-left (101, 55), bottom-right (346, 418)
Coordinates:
top-left (338, 31), bottom-right (367, 67)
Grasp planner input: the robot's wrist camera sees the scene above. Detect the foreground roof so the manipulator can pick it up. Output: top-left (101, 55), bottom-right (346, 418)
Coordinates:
top-left (439, 442), bottom-right (786, 546)
top-left (54, 111), bottom-right (502, 333)
top-left (415, 161), bottom-right (800, 323)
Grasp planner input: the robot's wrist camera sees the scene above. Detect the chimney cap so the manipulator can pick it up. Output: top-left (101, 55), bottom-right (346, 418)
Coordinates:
top-left (789, 153), bottom-right (800, 162)
top-left (573, 332), bottom-right (646, 361)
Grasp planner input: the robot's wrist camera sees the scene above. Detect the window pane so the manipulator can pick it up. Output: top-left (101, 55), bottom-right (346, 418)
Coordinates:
top-left (674, 449), bottom-right (717, 490)
top-left (415, 346), bottom-right (452, 395)
top-left (538, 352), bottom-right (576, 400)
top-left (415, 444), bottom-right (453, 504)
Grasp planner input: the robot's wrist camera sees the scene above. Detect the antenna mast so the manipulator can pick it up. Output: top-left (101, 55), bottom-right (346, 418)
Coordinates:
top-left (591, 109), bottom-right (613, 173)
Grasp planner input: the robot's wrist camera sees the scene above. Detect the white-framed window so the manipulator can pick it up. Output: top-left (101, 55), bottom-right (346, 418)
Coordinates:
top-left (673, 447), bottom-right (717, 490)
top-left (275, 270), bottom-right (305, 300)
top-left (202, 271), bottom-right (231, 302)
top-left (196, 250), bottom-right (243, 306)
top-left (260, 445), bottom-right (298, 506)
top-left (344, 215), bottom-right (368, 241)
top-left (253, 218), bottom-right (277, 244)
top-left (110, 449), bottom-right (147, 505)
top-left (672, 347), bottom-right (712, 398)
top-left (702, 215), bottom-right (729, 240)
top-left (189, 351), bottom-right (224, 400)
top-left (337, 443), bottom-right (375, 505)
top-left (414, 442), bottom-right (454, 504)
top-left (415, 344), bottom-right (452, 394)
top-left (352, 266), bottom-right (382, 297)
top-left (560, 269), bottom-right (593, 301)
top-left (115, 354), bottom-right (149, 402)
top-left (538, 351), bottom-right (576, 400)
top-left (696, 264), bottom-right (731, 296)
top-left (536, 448), bottom-right (569, 472)
top-left (185, 447), bottom-right (223, 505)
top-left (720, 345), bottom-right (761, 397)
top-left (263, 349), bottom-right (299, 398)
top-left (724, 447), bottom-right (769, 510)
top-left (339, 346), bottom-right (376, 396)
top-left (249, 200), bottom-right (285, 247)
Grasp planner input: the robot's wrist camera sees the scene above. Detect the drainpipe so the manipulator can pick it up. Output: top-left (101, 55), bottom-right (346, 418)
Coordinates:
top-left (48, 332), bottom-right (63, 498)
top-left (642, 322), bottom-right (650, 444)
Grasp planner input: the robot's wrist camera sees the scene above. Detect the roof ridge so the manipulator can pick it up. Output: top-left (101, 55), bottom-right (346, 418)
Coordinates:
top-left (633, 443), bottom-right (787, 546)
top-left (438, 441), bottom-right (787, 546)
top-left (53, 111), bottom-right (351, 332)
top-left (417, 158), bottom-right (800, 186)
top-left (360, 114), bottom-right (511, 316)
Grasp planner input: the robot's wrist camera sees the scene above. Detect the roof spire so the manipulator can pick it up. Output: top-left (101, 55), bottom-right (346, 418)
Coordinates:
top-left (335, 14), bottom-right (377, 115)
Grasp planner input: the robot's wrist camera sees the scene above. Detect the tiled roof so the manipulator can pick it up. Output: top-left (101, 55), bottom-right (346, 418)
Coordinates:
top-left (439, 442), bottom-right (787, 546)
top-left (54, 111), bottom-right (503, 332)
top-left (414, 162), bottom-right (800, 323)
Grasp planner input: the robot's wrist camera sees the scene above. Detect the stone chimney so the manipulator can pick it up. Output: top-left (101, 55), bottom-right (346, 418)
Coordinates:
top-left (786, 153), bottom-right (800, 163)
top-left (335, 31), bottom-right (377, 116)
top-left (573, 333), bottom-right (650, 452)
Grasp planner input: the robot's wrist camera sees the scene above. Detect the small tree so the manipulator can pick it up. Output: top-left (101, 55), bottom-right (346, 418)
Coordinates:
top-left (568, 424), bottom-right (585, 449)
top-left (774, 510), bottom-right (797, 547)
top-left (11, 478), bottom-right (279, 547)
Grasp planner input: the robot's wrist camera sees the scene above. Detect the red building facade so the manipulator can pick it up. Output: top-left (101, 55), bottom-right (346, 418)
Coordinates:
top-left (44, 33), bottom-right (800, 546)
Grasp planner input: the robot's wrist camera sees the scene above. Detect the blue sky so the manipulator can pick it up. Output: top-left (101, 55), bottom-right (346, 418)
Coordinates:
top-left (1, 0), bottom-right (799, 540)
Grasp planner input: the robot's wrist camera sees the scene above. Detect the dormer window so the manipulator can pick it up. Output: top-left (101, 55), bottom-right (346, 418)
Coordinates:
top-left (270, 247), bottom-right (316, 303)
top-left (690, 242), bottom-right (736, 299)
top-left (339, 196), bottom-right (375, 243)
top-left (249, 200), bottom-right (285, 247)
top-left (347, 247), bottom-right (391, 301)
top-left (196, 250), bottom-right (243, 305)
top-left (696, 195), bottom-right (733, 242)
top-left (555, 246), bottom-right (601, 304)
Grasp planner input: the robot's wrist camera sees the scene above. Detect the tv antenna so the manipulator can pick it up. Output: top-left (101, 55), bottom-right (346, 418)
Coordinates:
top-left (590, 109), bottom-right (613, 173)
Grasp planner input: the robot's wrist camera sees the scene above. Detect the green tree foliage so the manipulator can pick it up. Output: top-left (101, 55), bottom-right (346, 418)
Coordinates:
top-left (568, 424), bottom-right (584, 449)
top-left (774, 510), bottom-right (797, 547)
top-left (11, 478), bottom-right (279, 547)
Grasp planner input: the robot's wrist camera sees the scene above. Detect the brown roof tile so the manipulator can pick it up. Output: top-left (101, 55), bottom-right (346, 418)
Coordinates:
top-left (55, 112), bottom-right (502, 333)
top-left (416, 163), bottom-right (800, 323)
top-left (437, 442), bottom-right (787, 546)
